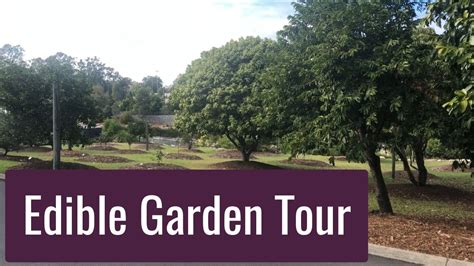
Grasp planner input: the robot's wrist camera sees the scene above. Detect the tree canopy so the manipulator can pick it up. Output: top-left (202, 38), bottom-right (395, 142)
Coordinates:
top-left (171, 37), bottom-right (278, 161)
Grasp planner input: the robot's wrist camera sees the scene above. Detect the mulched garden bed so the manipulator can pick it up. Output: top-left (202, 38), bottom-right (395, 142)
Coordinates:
top-left (76, 155), bottom-right (132, 163)
top-left (210, 161), bottom-right (281, 170)
top-left (19, 146), bottom-right (52, 152)
top-left (8, 161), bottom-right (97, 170)
top-left (47, 150), bottom-right (89, 158)
top-left (369, 214), bottom-right (473, 262)
top-left (431, 165), bottom-right (473, 173)
top-left (211, 150), bottom-right (256, 160)
top-left (376, 183), bottom-right (474, 205)
top-left (133, 143), bottom-right (163, 150)
top-left (124, 163), bottom-right (187, 170)
top-left (183, 148), bottom-right (204, 153)
top-left (254, 152), bottom-right (280, 157)
top-left (280, 159), bottom-right (333, 168)
top-left (86, 145), bottom-right (119, 151)
top-left (383, 170), bottom-right (439, 180)
top-left (0, 155), bottom-right (41, 163)
top-left (164, 153), bottom-right (203, 160)
top-left (112, 149), bottom-right (148, 155)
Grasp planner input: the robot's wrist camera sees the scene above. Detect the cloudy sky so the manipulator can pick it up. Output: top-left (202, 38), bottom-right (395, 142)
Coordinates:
top-left (0, 0), bottom-right (294, 85)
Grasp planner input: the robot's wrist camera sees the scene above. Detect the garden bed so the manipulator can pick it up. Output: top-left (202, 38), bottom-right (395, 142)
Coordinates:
top-left (133, 143), bottom-right (163, 150)
top-left (124, 163), bottom-right (187, 170)
top-left (254, 152), bottom-right (280, 157)
top-left (184, 148), bottom-right (204, 153)
top-left (47, 150), bottom-right (88, 158)
top-left (76, 155), bottom-right (132, 163)
top-left (210, 161), bottom-right (280, 170)
top-left (211, 150), bottom-right (256, 160)
top-left (0, 155), bottom-right (41, 163)
top-left (8, 161), bottom-right (97, 170)
top-left (19, 146), bottom-right (52, 153)
top-left (280, 159), bottom-right (333, 168)
top-left (382, 170), bottom-right (439, 181)
top-left (112, 149), bottom-right (148, 155)
top-left (431, 165), bottom-right (473, 173)
top-left (369, 214), bottom-right (473, 262)
top-left (86, 145), bottom-right (119, 151)
top-left (164, 153), bottom-right (202, 160)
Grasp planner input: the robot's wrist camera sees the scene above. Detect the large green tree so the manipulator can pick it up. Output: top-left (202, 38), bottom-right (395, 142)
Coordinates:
top-left (171, 37), bottom-right (277, 161)
top-left (276, 1), bottom-right (419, 213)
top-left (425, 0), bottom-right (473, 123)
top-left (0, 45), bottom-right (51, 146)
top-left (31, 53), bottom-right (98, 150)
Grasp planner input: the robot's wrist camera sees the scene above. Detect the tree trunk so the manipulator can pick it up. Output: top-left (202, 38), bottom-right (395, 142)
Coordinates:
top-left (52, 83), bottom-right (61, 170)
top-left (365, 146), bottom-right (393, 214)
top-left (241, 149), bottom-right (251, 162)
top-left (391, 148), bottom-right (396, 179)
top-left (187, 140), bottom-right (193, 150)
top-left (413, 141), bottom-right (428, 186)
top-left (394, 146), bottom-right (418, 186)
top-left (68, 141), bottom-right (73, 151)
top-left (145, 122), bottom-right (149, 151)
top-left (3, 149), bottom-right (8, 156)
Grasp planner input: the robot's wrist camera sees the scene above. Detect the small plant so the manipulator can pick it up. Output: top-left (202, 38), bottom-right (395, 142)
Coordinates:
top-left (155, 150), bottom-right (164, 162)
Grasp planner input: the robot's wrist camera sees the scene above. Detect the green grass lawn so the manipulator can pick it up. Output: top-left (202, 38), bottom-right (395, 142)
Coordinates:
top-left (1, 143), bottom-right (472, 224)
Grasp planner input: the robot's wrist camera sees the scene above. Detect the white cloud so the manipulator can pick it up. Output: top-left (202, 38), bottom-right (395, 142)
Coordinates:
top-left (0, 0), bottom-right (293, 84)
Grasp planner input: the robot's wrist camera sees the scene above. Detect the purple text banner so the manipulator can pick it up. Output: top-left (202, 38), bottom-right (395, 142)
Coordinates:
top-left (6, 170), bottom-right (368, 262)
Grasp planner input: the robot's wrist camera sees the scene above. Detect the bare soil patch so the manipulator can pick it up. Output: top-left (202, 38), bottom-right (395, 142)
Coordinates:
top-left (210, 161), bottom-right (281, 170)
top-left (0, 155), bottom-right (41, 163)
top-left (76, 155), bottom-right (132, 163)
top-left (280, 159), bottom-right (333, 168)
top-left (86, 145), bottom-right (119, 151)
top-left (47, 150), bottom-right (88, 158)
top-left (8, 161), bottom-right (97, 170)
top-left (164, 153), bottom-right (202, 160)
top-left (211, 150), bottom-right (256, 160)
top-left (369, 214), bottom-right (473, 262)
top-left (124, 163), bottom-right (187, 170)
top-left (334, 156), bottom-right (347, 161)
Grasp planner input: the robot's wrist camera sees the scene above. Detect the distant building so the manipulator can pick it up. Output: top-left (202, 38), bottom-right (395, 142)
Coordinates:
top-left (142, 115), bottom-right (175, 129)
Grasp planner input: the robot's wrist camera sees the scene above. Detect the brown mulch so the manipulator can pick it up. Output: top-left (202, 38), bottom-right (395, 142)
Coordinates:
top-left (8, 161), bottom-right (97, 170)
top-left (383, 170), bottom-right (439, 180)
top-left (432, 165), bottom-right (474, 173)
top-left (123, 163), bottom-right (187, 170)
top-left (164, 153), bottom-right (203, 160)
top-left (133, 143), bottom-right (163, 150)
top-left (210, 161), bottom-right (281, 170)
top-left (19, 146), bottom-right (52, 152)
top-left (280, 159), bottom-right (333, 168)
top-left (112, 149), bottom-right (148, 155)
top-left (254, 152), bottom-right (281, 157)
top-left (376, 183), bottom-right (474, 205)
top-left (0, 155), bottom-right (41, 163)
top-left (211, 150), bottom-right (256, 160)
top-left (76, 155), bottom-right (132, 163)
top-left (369, 214), bottom-right (473, 262)
top-left (184, 148), bottom-right (204, 153)
top-left (47, 150), bottom-right (89, 158)
top-left (86, 145), bottom-right (119, 151)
